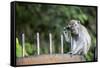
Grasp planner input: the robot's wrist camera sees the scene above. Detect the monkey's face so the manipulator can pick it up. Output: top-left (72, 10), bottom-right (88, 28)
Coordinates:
top-left (66, 20), bottom-right (80, 35)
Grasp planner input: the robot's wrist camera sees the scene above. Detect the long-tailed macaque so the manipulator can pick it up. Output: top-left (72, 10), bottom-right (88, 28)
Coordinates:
top-left (63, 20), bottom-right (91, 55)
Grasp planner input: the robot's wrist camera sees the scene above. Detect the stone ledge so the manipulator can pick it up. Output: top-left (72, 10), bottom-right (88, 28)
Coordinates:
top-left (16, 54), bottom-right (85, 65)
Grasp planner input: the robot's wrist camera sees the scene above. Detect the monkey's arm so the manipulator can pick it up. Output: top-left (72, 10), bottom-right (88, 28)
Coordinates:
top-left (68, 39), bottom-right (78, 54)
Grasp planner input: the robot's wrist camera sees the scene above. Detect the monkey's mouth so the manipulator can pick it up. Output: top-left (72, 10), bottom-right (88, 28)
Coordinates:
top-left (71, 29), bottom-right (79, 35)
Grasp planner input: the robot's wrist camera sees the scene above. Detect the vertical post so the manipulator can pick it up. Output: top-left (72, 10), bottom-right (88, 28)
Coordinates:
top-left (61, 34), bottom-right (64, 54)
top-left (22, 33), bottom-right (25, 57)
top-left (49, 33), bottom-right (52, 54)
top-left (70, 36), bottom-right (72, 51)
top-left (37, 32), bottom-right (40, 55)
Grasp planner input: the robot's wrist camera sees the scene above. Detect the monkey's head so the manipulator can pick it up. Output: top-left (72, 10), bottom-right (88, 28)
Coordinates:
top-left (65, 20), bottom-right (80, 35)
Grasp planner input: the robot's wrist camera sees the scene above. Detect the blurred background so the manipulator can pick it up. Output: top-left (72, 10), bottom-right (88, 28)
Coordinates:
top-left (15, 2), bottom-right (97, 61)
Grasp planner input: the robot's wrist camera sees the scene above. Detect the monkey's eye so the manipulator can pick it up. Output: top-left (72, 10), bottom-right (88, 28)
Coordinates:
top-left (73, 23), bottom-right (77, 27)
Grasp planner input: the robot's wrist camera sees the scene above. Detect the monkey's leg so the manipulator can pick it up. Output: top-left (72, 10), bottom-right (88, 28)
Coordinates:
top-left (67, 39), bottom-right (77, 56)
top-left (71, 44), bottom-right (83, 55)
top-left (70, 39), bottom-right (77, 54)
top-left (83, 45), bottom-right (88, 55)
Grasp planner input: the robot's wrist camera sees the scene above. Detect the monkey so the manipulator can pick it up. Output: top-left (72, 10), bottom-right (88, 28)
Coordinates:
top-left (63, 20), bottom-right (91, 56)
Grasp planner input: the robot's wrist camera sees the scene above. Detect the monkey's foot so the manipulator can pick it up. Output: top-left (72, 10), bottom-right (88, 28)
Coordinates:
top-left (67, 52), bottom-right (74, 57)
top-left (67, 51), bottom-right (80, 57)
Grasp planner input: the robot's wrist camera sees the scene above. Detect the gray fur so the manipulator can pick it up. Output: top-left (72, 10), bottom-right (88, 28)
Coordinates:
top-left (63, 20), bottom-right (91, 55)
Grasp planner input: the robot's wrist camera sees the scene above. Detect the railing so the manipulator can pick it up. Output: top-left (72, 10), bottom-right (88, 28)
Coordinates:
top-left (16, 32), bottom-right (85, 65)
top-left (21, 32), bottom-right (64, 57)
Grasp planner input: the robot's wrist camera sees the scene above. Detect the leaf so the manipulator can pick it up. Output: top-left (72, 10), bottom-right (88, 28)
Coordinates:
top-left (16, 38), bottom-right (22, 58)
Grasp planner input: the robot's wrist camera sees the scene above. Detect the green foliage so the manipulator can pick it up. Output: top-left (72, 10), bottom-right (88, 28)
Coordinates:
top-left (25, 43), bottom-right (37, 55)
top-left (16, 38), bottom-right (22, 57)
top-left (16, 38), bottom-right (29, 58)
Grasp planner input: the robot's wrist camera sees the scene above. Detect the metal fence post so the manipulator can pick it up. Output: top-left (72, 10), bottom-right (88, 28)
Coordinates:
top-left (49, 33), bottom-right (52, 54)
top-left (37, 32), bottom-right (40, 55)
top-left (22, 33), bottom-right (25, 57)
top-left (61, 34), bottom-right (64, 54)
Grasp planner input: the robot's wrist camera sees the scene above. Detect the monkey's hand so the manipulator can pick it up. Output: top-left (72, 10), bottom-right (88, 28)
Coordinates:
top-left (63, 27), bottom-right (71, 42)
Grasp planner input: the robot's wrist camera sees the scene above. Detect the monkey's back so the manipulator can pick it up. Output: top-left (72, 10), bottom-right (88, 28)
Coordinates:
top-left (79, 24), bottom-right (91, 54)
